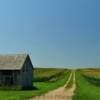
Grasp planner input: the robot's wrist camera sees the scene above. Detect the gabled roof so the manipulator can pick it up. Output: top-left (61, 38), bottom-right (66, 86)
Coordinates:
top-left (0, 54), bottom-right (30, 70)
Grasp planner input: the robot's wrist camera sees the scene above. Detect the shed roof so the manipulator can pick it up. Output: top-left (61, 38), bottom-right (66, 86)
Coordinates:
top-left (0, 54), bottom-right (29, 70)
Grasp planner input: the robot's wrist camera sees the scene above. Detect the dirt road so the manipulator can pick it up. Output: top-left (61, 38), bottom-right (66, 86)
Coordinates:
top-left (29, 71), bottom-right (76, 100)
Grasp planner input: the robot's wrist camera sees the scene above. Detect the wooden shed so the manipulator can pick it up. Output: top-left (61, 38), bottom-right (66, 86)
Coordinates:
top-left (0, 54), bottom-right (34, 88)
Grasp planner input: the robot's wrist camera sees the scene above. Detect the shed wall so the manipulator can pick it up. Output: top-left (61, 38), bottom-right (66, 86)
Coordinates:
top-left (20, 56), bottom-right (33, 87)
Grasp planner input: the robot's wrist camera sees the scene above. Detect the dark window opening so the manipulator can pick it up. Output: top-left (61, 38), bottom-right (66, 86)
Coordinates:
top-left (2, 70), bottom-right (13, 75)
top-left (4, 77), bottom-right (13, 86)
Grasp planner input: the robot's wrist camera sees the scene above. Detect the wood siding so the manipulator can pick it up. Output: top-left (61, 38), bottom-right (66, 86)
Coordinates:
top-left (20, 55), bottom-right (33, 87)
top-left (0, 70), bottom-right (20, 86)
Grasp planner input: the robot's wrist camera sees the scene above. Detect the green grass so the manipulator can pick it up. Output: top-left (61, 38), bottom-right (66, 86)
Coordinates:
top-left (34, 68), bottom-right (65, 77)
top-left (73, 70), bottom-right (100, 100)
top-left (0, 68), bottom-right (71, 100)
top-left (66, 72), bottom-right (73, 88)
top-left (81, 68), bottom-right (100, 79)
top-left (34, 68), bottom-right (68, 82)
top-left (81, 69), bottom-right (100, 86)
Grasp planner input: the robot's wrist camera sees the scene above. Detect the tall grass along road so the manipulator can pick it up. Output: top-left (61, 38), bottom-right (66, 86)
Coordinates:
top-left (29, 70), bottom-right (76, 100)
top-left (74, 70), bottom-right (100, 100)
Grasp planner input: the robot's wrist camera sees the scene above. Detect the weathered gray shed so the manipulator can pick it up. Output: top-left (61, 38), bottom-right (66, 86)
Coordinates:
top-left (0, 54), bottom-right (34, 88)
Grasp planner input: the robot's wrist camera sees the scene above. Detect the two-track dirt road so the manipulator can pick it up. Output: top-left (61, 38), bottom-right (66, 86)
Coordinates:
top-left (29, 71), bottom-right (76, 100)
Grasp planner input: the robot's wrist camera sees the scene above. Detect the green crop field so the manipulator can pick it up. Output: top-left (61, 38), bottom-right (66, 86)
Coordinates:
top-left (74, 69), bottom-right (100, 100)
top-left (34, 68), bottom-right (70, 82)
top-left (0, 68), bottom-right (100, 100)
top-left (0, 68), bottom-right (71, 100)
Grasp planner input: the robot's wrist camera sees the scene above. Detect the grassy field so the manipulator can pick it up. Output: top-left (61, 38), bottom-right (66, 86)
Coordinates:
top-left (0, 68), bottom-right (71, 100)
top-left (66, 71), bottom-right (74, 88)
top-left (74, 69), bottom-right (100, 100)
top-left (34, 68), bottom-right (68, 82)
top-left (1, 68), bottom-right (100, 100)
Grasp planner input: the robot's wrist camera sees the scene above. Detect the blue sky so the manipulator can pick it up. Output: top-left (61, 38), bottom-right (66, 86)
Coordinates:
top-left (0, 0), bottom-right (100, 68)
